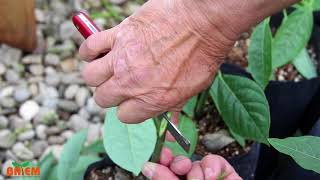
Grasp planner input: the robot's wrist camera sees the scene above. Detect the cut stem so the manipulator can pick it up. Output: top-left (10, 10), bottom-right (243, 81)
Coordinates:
top-left (151, 115), bottom-right (168, 163)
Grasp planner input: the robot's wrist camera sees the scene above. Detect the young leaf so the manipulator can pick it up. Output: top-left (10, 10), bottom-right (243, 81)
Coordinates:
top-left (210, 72), bottom-right (270, 144)
top-left (248, 18), bottom-right (272, 89)
top-left (293, 48), bottom-right (317, 79)
top-left (82, 139), bottom-right (105, 154)
top-left (229, 129), bottom-right (246, 147)
top-left (183, 95), bottom-right (198, 118)
top-left (40, 152), bottom-right (56, 180)
top-left (314, 0), bottom-right (320, 10)
top-left (58, 129), bottom-right (88, 180)
top-left (269, 136), bottom-right (320, 174)
top-left (165, 115), bottom-right (198, 157)
top-left (103, 107), bottom-right (157, 175)
top-left (69, 155), bottom-right (101, 180)
top-left (272, 8), bottom-right (313, 68)
top-left (48, 165), bottom-right (58, 180)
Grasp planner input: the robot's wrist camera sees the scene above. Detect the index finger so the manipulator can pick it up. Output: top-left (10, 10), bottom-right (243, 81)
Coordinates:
top-left (79, 28), bottom-right (117, 61)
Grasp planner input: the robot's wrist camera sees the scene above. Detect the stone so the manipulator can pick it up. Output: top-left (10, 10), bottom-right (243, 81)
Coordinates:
top-left (29, 64), bottom-right (44, 76)
top-left (18, 130), bottom-right (35, 141)
top-left (36, 125), bottom-right (48, 140)
top-left (35, 8), bottom-right (46, 23)
top-left (61, 130), bottom-right (74, 139)
top-left (0, 97), bottom-right (16, 108)
top-left (79, 108), bottom-right (90, 120)
top-left (61, 58), bottom-right (77, 72)
top-left (19, 100), bottom-right (40, 121)
top-left (9, 116), bottom-right (30, 129)
top-left (5, 150), bottom-right (17, 161)
top-left (0, 130), bottom-right (16, 148)
top-left (0, 116), bottom-right (9, 129)
top-left (57, 100), bottom-right (79, 112)
top-left (0, 86), bottom-right (14, 98)
top-left (86, 97), bottom-right (102, 115)
top-left (45, 74), bottom-right (61, 86)
top-left (123, 2), bottom-right (141, 16)
top-left (42, 98), bottom-right (59, 109)
top-left (13, 87), bottom-right (31, 102)
top-left (1, 45), bottom-right (22, 66)
top-left (59, 21), bottom-right (78, 40)
top-left (31, 140), bottom-right (48, 157)
top-left (87, 123), bottom-right (102, 144)
top-left (12, 142), bottom-right (34, 160)
top-left (46, 126), bottom-right (63, 135)
top-left (61, 72), bottom-right (84, 84)
top-left (33, 108), bottom-right (58, 125)
top-left (22, 54), bottom-right (42, 64)
top-left (64, 84), bottom-right (79, 99)
top-left (0, 62), bottom-right (5, 75)
top-left (5, 69), bottom-right (20, 83)
top-left (202, 130), bottom-right (235, 152)
top-left (44, 53), bottom-right (60, 66)
top-left (48, 136), bottom-right (65, 145)
top-left (75, 87), bottom-right (90, 106)
top-left (68, 114), bottom-right (89, 131)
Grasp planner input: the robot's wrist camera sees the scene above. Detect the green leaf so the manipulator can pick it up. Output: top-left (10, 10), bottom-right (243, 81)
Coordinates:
top-left (210, 72), bottom-right (270, 144)
top-left (248, 18), bottom-right (272, 89)
top-left (314, 0), bottom-right (320, 10)
top-left (69, 155), bottom-right (101, 180)
top-left (48, 165), bottom-right (58, 180)
top-left (293, 48), bottom-right (317, 79)
top-left (58, 129), bottom-right (88, 180)
top-left (103, 107), bottom-right (157, 175)
top-left (165, 115), bottom-right (198, 157)
top-left (82, 139), bottom-right (105, 154)
top-left (272, 8), bottom-right (313, 68)
top-left (269, 136), bottom-right (320, 173)
top-left (40, 152), bottom-right (56, 180)
top-left (229, 129), bottom-right (246, 147)
top-left (183, 95), bottom-right (198, 118)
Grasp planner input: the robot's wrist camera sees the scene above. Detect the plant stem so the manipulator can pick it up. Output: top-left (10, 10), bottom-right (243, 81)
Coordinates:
top-left (195, 88), bottom-right (210, 118)
top-left (151, 115), bottom-right (168, 163)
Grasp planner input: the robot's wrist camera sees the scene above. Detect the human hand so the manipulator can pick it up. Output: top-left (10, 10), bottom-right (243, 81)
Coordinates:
top-left (141, 147), bottom-right (242, 180)
top-left (79, 0), bottom-right (237, 123)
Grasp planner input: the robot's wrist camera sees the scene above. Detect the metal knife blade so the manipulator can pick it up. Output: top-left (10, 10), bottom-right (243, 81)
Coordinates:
top-left (162, 113), bottom-right (191, 153)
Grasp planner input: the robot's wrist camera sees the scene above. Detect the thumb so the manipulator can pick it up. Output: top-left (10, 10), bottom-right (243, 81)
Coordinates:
top-left (142, 162), bottom-right (179, 180)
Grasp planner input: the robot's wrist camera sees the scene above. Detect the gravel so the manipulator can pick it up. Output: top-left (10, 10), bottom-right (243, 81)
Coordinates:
top-left (12, 142), bottom-right (34, 160)
top-left (0, 130), bottom-right (16, 148)
top-left (13, 86), bottom-right (32, 102)
top-left (19, 100), bottom-right (40, 121)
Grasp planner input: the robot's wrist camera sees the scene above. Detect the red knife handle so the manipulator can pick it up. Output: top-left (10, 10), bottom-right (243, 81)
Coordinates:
top-left (72, 11), bottom-right (101, 38)
top-left (72, 11), bottom-right (107, 58)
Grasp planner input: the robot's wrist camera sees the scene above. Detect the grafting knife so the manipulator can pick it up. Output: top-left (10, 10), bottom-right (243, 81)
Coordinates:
top-left (72, 11), bottom-right (191, 153)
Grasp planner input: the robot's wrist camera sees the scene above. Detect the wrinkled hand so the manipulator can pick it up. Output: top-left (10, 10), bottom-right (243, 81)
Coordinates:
top-left (79, 0), bottom-right (236, 123)
top-left (141, 147), bottom-right (242, 180)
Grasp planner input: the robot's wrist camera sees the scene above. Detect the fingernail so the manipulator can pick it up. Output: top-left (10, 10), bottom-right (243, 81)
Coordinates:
top-left (142, 162), bottom-right (156, 179)
top-left (204, 168), bottom-right (215, 179)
